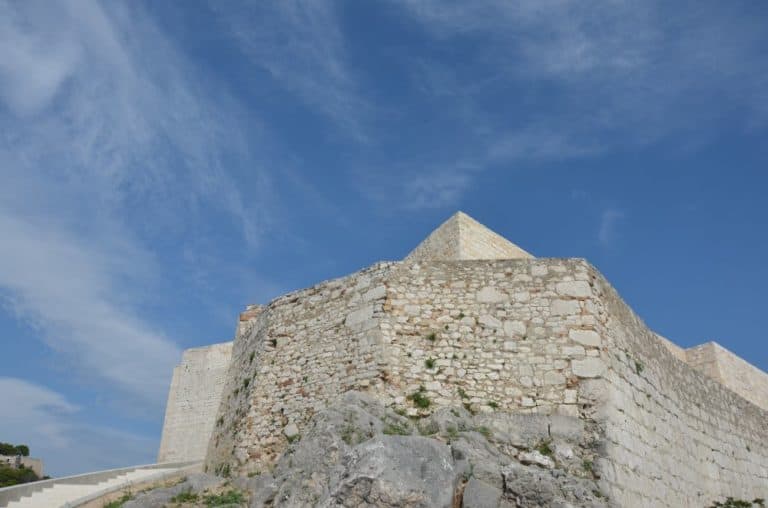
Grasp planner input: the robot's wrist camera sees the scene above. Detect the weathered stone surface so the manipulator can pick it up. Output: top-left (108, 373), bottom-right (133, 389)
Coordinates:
top-left (518, 450), bottom-right (555, 469)
top-left (282, 423), bottom-right (299, 439)
top-left (571, 358), bottom-right (604, 378)
top-left (462, 478), bottom-right (502, 508)
top-left (555, 281), bottom-right (592, 298)
top-left (404, 211), bottom-right (533, 263)
top-left (501, 463), bottom-right (608, 508)
top-left (205, 393), bottom-right (605, 508)
top-left (550, 299), bottom-right (580, 316)
top-left (331, 436), bottom-right (459, 507)
top-left (503, 320), bottom-right (526, 337)
top-left (568, 329), bottom-right (601, 347)
top-left (158, 342), bottom-right (233, 463)
top-left (476, 286), bottom-right (506, 303)
top-left (478, 314), bottom-right (502, 329)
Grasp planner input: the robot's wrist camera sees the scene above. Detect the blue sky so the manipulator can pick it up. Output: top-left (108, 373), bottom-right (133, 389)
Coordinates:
top-left (0, 0), bottom-right (766, 477)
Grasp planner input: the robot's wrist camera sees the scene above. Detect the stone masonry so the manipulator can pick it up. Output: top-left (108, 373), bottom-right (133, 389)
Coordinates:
top-left (159, 212), bottom-right (768, 506)
top-left (157, 342), bottom-right (233, 463)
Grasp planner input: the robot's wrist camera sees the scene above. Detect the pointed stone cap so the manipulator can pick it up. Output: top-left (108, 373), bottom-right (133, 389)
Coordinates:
top-left (404, 212), bottom-right (533, 262)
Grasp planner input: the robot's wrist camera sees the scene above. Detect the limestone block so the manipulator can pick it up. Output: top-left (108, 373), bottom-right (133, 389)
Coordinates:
top-left (283, 423), bottom-right (299, 439)
top-left (504, 320), bottom-right (526, 337)
top-left (550, 300), bottom-right (580, 316)
top-left (568, 329), bottom-right (601, 347)
top-left (544, 371), bottom-right (566, 385)
top-left (477, 286), bottom-right (507, 303)
top-left (479, 314), bottom-right (502, 328)
top-left (555, 280), bottom-right (592, 298)
top-left (572, 358), bottom-right (604, 378)
top-left (363, 285), bottom-right (387, 302)
top-left (518, 450), bottom-right (555, 469)
top-left (346, 305), bottom-right (373, 327)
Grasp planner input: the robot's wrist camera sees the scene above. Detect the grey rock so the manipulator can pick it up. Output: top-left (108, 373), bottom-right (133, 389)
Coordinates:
top-left (450, 432), bottom-right (505, 489)
top-left (329, 436), bottom-right (460, 507)
top-left (133, 392), bottom-right (609, 508)
top-left (283, 423), bottom-right (299, 439)
top-left (122, 472), bottom-right (229, 508)
top-left (501, 463), bottom-right (609, 508)
top-left (462, 478), bottom-right (501, 508)
top-left (182, 472), bottom-right (227, 493)
top-left (518, 450), bottom-right (555, 469)
top-left (122, 484), bottom-right (187, 508)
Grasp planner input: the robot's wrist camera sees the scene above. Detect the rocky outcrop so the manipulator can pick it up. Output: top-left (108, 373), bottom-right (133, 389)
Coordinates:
top-left (131, 392), bottom-right (607, 507)
top-left (134, 392), bottom-right (607, 507)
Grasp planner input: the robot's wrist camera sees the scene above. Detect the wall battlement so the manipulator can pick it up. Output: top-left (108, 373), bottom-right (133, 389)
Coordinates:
top-left (158, 212), bottom-right (768, 507)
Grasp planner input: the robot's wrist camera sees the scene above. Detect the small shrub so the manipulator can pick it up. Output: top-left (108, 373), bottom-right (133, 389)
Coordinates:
top-left (487, 401), bottom-right (499, 409)
top-left (171, 490), bottom-right (199, 502)
top-left (476, 426), bottom-right (492, 439)
top-left (247, 470), bottom-right (260, 477)
top-left (216, 416), bottom-right (224, 427)
top-left (634, 360), bottom-right (644, 375)
top-left (418, 420), bottom-right (439, 435)
top-left (446, 425), bottom-right (459, 439)
top-left (407, 386), bottom-right (431, 408)
top-left (270, 338), bottom-right (277, 347)
top-left (708, 498), bottom-right (762, 508)
top-left (383, 422), bottom-right (411, 436)
top-left (242, 378), bottom-right (250, 388)
top-left (536, 439), bottom-right (553, 457)
top-left (248, 351), bottom-right (255, 364)
top-left (457, 312), bottom-right (465, 319)
top-left (286, 434), bottom-right (300, 444)
top-left (204, 489), bottom-right (245, 506)
top-left (103, 492), bottom-right (133, 508)
top-left (457, 387), bottom-right (469, 399)
top-left (582, 460), bottom-right (593, 473)
top-left (426, 332), bottom-right (437, 342)
top-left (425, 357), bottom-right (436, 369)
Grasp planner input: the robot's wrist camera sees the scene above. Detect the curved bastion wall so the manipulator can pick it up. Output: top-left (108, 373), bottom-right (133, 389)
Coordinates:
top-left (158, 213), bottom-right (767, 506)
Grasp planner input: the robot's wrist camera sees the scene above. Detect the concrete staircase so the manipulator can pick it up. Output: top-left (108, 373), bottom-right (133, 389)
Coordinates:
top-left (0, 462), bottom-right (198, 508)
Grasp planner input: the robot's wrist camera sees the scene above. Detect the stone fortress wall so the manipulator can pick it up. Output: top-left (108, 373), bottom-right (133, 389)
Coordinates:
top-left (157, 341), bottom-right (233, 463)
top-left (159, 212), bottom-right (768, 506)
top-left (204, 262), bottom-right (397, 471)
top-left (590, 270), bottom-right (767, 506)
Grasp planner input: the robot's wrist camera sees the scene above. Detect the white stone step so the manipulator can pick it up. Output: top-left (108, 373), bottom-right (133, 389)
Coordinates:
top-left (3, 467), bottom-right (181, 508)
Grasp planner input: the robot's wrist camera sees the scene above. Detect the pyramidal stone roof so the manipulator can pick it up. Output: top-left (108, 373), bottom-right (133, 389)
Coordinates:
top-left (404, 211), bottom-right (534, 262)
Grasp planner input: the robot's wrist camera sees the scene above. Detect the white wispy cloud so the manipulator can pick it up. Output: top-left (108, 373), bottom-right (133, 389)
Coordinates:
top-left (211, 0), bottom-right (368, 137)
top-left (598, 209), bottom-right (625, 248)
top-left (0, 0), bottom-right (272, 247)
top-left (0, 212), bottom-right (180, 410)
top-left (0, 0), bottom-right (277, 415)
top-left (376, 0), bottom-right (768, 209)
top-left (0, 378), bottom-right (156, 476)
